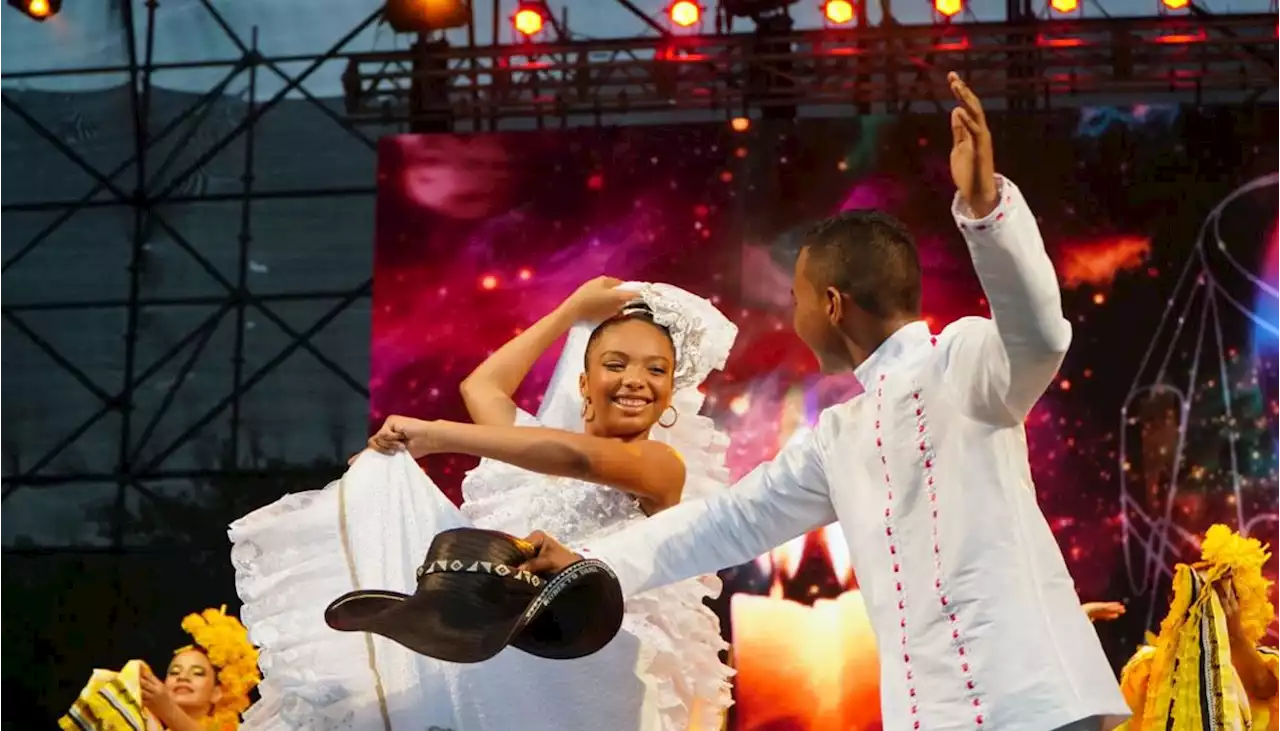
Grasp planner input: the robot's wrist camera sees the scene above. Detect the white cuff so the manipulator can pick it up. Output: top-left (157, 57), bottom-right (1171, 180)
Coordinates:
top-left (951, 175), bottom-right (1020, 230)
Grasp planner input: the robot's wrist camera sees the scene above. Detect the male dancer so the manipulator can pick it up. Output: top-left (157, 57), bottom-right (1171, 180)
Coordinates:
top-left (523, 73), bottom-right (1130, 730)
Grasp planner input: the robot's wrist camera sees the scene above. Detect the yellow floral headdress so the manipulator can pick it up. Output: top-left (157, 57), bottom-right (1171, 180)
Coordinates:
top-left (1196, 523), bottom-right (1274, 644)
top-left (177, 606), bottom-right (261, 731)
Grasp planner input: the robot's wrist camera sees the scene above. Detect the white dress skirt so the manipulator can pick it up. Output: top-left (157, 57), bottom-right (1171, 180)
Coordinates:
top-left (228, 411), bottom-right (733, 731)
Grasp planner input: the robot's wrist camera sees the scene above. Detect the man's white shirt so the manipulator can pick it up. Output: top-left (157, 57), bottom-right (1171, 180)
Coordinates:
top-left (582, 177), bottom-right (1131, 731)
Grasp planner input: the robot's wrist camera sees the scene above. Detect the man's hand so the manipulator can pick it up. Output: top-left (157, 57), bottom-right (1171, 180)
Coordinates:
top-left (947, 71), bottom-right (998, 219)
top-left (518, 530), bottom-right (583, 575)
top-left (1081, 601), bottom-right (1126, 623)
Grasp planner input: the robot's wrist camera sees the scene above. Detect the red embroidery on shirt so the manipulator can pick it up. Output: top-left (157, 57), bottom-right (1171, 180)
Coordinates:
top-left (874, 380), bottom-right (920, 723)
top-left (914, 374), bottom-right (985, 726)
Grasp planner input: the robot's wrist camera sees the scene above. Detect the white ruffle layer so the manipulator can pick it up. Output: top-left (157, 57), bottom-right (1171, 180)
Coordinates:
top-left (229, 451), bottom-right (732, 731)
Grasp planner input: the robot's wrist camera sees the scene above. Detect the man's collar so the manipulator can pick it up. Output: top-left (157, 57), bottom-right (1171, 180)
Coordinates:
top-left (852, 320), bottom-right (932, 385)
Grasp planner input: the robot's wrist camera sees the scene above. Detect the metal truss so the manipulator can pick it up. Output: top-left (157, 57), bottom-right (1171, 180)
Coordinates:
top-left (342, 12), bottom-right (1278, 127)
top-left (0, 2), bottom-right (386, 551)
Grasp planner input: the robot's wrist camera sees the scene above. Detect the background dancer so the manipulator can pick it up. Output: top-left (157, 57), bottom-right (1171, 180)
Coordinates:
top-left (1115, 525), bottom-right (1277, 731)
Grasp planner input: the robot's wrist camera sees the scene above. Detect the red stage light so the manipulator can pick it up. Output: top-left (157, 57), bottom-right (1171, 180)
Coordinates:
top-left (512, 4), bottom-right (546, 37)
top-left (669, 1), bottom-right (702, 27)
top-left (8, 0), bottom-right (60, 21)
top-left (1050, 0), bottom-right (1078, 12)
top-left (934, 0), bottom-right (963, 16)
top-left (384, 0), bottom-right (470, 32)
top-left (823, 0), bottom-right (855, 24)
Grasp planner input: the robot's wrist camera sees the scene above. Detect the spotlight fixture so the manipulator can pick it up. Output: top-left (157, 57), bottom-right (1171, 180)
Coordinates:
top-left (7, 0), bottom-right (60, 21)
top-left (822, 0), bottom-right (855, 24)
top-left (383, 0), bottom-right (471, 34)
top-left (933, 0), bottom-right (963, 17)
top-left (512, 1), bottom-right (548, 38)
top-left (668, 0), bottom-right (703, 27)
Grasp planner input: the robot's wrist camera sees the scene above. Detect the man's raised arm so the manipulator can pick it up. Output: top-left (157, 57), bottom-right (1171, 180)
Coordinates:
top-left (577, 417), bottom-right (838, 597)
top-left (945, 176), bottom-right (1072, 426)
top-left (940, 74), bottom-right (1070, 426)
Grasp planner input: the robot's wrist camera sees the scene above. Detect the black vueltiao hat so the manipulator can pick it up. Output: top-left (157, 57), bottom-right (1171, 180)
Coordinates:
top-left (324, 527), bottom-right (625, 663)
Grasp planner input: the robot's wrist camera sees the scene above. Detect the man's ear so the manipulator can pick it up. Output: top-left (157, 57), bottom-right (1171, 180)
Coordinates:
top-left (824, 286), bottom-right (845, 325)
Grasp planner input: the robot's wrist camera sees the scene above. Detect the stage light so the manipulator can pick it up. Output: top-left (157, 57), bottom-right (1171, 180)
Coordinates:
top-left (730, 117), bottom-right (751, 132)
top-left (1160, 0), bottom-right (1189, 10)
top-left (1050, 0), bottom-right (1078, 11)
top-left (7, 0), bottom-right (60, 21)
top-left (669, 0), bottom-right (702, 27)
top-left (823, 0), bottom-right (855, 24)
top-left (512, 2), bottom-right (547, 37)
top-left (382, 0), bottom-right (471, 34)
top-left (934, 0), bottom-right (963, 16)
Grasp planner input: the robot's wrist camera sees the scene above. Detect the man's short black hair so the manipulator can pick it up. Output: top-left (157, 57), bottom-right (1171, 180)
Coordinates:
top-left (800, 209), bottom-right (922, 318)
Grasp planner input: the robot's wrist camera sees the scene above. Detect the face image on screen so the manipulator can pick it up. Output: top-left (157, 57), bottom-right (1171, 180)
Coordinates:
top-left (372, 109), bottom-right (1278, 730)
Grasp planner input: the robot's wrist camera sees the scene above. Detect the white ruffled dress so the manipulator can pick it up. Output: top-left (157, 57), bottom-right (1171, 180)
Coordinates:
top-left (229, 408), bottom-right (734, 731)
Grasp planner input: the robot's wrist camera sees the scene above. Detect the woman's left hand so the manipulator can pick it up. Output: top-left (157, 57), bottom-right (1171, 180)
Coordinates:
top-left (1219, 582), bottom-right (1248, 646)
top-left (140, 663), bottom-right (182, 725)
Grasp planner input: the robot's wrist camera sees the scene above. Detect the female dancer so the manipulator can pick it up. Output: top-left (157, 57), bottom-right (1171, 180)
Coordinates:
top-left (1115, 524), bottom-right (1277, 731)
top-left (61, 607), bottom-right (259, 731)
top-left (230, 278), bottom-right (737, 731)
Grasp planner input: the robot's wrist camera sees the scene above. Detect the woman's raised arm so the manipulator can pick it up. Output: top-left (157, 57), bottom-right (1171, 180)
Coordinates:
top-left (459, 277), bottom-right (634, 426)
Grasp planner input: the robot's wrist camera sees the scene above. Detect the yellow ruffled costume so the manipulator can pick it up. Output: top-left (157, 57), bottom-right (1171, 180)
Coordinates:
top-left (1117, 525), bottom-right (1278, 731)
top-left (59, 607), bottom-right (260, 731)
top-left (58, 660), bottom-right (148, 731)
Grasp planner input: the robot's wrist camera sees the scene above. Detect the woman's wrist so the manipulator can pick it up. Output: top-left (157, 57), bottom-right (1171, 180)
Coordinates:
top-left (422, 419), bottom-right (463, 454)
top-left (551, 300), bottom-right (584, 327)
top-left (153, 702), bottom-right (185, 728)
top-left (1228, 632), bottom-right (1256, 658)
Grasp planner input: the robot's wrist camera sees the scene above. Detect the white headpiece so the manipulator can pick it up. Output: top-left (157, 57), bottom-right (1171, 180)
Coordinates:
top-left (534, 282), bottom-right (738, 503)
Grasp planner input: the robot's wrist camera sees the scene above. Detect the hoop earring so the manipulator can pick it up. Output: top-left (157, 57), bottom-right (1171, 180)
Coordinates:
top-left (658, 405), bottom-right (679, 429)
top-left (581, 397), bottom-right (595, 422)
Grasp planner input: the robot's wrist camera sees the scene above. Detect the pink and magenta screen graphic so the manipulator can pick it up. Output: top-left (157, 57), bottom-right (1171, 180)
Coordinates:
top-left (371, 113), bottom-right (1278, 730)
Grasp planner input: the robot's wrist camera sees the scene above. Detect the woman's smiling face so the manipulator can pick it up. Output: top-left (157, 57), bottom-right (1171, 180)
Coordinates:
top-left (165, 649), bottom-right (221, 714)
